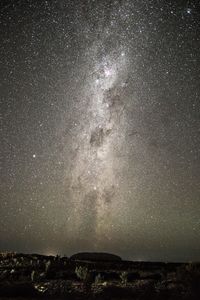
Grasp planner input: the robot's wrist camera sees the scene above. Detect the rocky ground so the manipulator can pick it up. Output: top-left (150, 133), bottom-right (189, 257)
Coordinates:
top-left (0, 252), bottom-right (200, 299)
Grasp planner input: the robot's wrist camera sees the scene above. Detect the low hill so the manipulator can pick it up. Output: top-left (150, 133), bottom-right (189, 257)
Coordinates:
top-left (70, 252), bottom-right (122, 262)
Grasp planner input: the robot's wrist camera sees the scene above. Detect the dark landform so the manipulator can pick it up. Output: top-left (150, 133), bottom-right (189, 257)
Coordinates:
top-left (70, 252), bottom-right (122, 262)
top-left (0, 252), bottom-right (200, 300)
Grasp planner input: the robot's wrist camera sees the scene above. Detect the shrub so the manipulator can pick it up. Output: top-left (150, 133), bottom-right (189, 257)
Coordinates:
top-left (75, 266), bottom-right (88, 282)
top-left (31, 270), bottom-right (35, 282)
top-left (45, 260), bottom-right (51, 272)
top-left (177, 263), bottom-right (200, 291)
top-left (120, 271), bottom-right (128, 285)
top-left (95, 273), bottom-right (103, 285)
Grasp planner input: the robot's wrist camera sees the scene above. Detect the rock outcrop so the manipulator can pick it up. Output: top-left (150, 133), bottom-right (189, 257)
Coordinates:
top-left (70, 252), bottom-right (122, 262)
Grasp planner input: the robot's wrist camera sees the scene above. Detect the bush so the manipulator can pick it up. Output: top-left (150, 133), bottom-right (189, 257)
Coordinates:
top-left (95, 273), bottom-right (103, 285)
top-left (176, 263), bottom-right (200, 298)
top-left (120, 271), bottom-right (128, 285)
top-left (31, 270), bottom-right (35, 282)
top-left (45, 260), bottom-right (51, 272)
top-left (75, 266), bottom-right (88, 282)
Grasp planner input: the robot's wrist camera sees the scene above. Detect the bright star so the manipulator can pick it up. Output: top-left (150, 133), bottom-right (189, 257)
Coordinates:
top-left (104, 67), bottom-right (112, 77)
top-left (186, 8), bottom-right (192, 14)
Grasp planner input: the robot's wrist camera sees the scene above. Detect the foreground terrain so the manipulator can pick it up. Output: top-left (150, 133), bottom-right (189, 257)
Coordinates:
top-left (0, 252), bottom-right (200, 299)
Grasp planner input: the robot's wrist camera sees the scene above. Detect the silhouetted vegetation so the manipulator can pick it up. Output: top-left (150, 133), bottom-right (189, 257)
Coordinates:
top-left (75, 265), bottom-right (88, 282)
top-left (120, 271), bottom-right (128, 285)
top-left (0, 252), bottom-right (199, 299)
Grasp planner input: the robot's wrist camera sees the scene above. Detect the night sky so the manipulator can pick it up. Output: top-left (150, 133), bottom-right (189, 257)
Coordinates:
top-left (1, 0), bottom-right (200, 262)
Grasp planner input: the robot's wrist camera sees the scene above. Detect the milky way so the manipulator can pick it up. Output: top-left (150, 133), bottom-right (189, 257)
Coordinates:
top-left (1, 0), bottom-right (200, 261)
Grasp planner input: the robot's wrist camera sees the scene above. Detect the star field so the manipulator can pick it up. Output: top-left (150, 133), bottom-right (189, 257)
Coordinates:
top-left (1, 0), bottom-right (200, 261)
